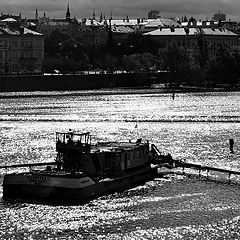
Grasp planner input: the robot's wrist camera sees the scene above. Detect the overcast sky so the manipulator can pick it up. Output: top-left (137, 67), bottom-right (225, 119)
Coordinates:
top-left (1, 0), bottom-right (240, 21)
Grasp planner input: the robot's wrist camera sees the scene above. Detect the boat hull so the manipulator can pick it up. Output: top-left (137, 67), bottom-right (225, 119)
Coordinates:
top-left (3, 167), bottom-right (157, 204)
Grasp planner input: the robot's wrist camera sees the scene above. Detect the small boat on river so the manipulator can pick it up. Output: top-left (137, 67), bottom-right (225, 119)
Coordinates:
top-left (2, 130), bottom-right (171, 204)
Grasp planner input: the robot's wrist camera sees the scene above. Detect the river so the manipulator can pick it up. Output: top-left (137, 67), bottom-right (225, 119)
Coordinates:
top-left (0, 89), bottom-right (240, 239)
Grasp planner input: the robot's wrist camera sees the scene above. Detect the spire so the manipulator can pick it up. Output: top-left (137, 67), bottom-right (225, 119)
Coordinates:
top-left (99, 12), bottom-right (103, 22)
top-left (183, 14), bottom-right (188, 22)
top-left (93, 9), bottom-right (95, 20)
top-left (35, 8), bottom-right (38, 20)
top-left (66, 2), bottom-right (71, 20)
top-left (110, 10), bottom-right (112, 20)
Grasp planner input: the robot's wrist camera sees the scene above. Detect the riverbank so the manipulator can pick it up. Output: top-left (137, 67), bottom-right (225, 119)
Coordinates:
top-left (0, 87), bottom-right (239, 99)
top-left (0, 71), bottom-right (239, 93)
top-left (0, 72), bottom-right (154, 92)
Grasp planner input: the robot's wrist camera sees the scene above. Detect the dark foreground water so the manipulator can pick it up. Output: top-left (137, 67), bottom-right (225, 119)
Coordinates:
top-left (0, 89), bottom-right (240, 239)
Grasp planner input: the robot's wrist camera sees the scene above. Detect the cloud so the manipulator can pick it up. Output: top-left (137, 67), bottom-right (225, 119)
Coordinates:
top-left (1, 0), bottom-right (240, 20)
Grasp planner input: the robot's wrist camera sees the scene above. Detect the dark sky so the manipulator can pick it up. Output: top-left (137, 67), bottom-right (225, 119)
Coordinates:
top-left (1, 0), bottom-right (240, 20)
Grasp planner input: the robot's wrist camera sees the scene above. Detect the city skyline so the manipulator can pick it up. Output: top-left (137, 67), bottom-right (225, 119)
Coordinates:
top-left (1, 0), bottom-right (240, 21)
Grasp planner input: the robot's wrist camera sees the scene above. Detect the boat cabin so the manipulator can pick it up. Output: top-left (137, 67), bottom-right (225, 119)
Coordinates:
top-left (55, 130), bottom-right (151, 178)
top-left (56, 131), bottom-right (91, 153)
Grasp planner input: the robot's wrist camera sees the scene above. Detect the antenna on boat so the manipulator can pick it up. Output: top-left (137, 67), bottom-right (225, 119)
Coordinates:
top-left (135, 120), bottom-right (140, 139)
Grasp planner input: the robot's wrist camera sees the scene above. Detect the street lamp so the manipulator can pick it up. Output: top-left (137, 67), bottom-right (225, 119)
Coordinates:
top-left (4, 41), bottom-right (9, 75)
top-left (72, 43), bottom-right (77, 74)
top-left (9, 40), bottom-right (11, 75)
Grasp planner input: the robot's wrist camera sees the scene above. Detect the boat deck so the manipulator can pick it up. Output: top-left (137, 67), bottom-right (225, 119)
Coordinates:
top-left (16, 170), bottom-right (87, 178)
top-left (91, 141), bottom-right (145, 153)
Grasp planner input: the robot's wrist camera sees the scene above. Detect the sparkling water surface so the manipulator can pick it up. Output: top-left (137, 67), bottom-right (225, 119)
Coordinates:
top-left (0, 89), bottom-right (240, 239)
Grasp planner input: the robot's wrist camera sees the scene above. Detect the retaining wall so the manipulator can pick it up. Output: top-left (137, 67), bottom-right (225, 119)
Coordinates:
top-left (0, 72), bottom-right (152, 92)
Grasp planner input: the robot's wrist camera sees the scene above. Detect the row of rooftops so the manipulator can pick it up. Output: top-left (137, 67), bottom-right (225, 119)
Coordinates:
top-left (144, 27), bottom-right (238, 37)
top-left (36, 18), bottom-right (181, 29)
top-left (78, 18), bottom-right (180, 27)
top-left (1, 10), bottom-right (239, 29)
top-left (110, 25), bottom-right (238, 37)
top-left (0, 15), bottom-right (239, 37)
top-left (34, 17), bottom-right (238, 29)
top-left (0, 15), bottom-right (228, 28)
top-left (0, 24), bottom-right (237, 38)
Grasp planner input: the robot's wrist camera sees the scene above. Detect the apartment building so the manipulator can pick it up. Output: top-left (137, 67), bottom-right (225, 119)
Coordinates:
top-left (0, 24), bottom-right (44, 74)
top-left (144, 27), bottom-right (239, 59)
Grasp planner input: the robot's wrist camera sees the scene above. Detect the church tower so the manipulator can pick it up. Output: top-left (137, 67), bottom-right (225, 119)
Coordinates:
top-left (99, 12), bottom-right (103, 22)
top-left (35, 8), bottom-right (39, 20)
top-left (66, 3), bottom-right (71, 21)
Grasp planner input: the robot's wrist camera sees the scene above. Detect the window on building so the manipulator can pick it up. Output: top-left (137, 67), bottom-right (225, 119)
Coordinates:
top-left (11, 51), bottom-right (18, 59)
top-left (36, 52), bottom-right (41, 59)
top-left (12, 40), bottom-right (18, 48)
top-left (12, 64), bottom-right (18, 72)
top-left (35, 40), bottom-right (43, 48)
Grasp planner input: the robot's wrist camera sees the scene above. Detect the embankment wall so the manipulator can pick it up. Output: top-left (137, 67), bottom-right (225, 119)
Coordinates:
top-left (0, 72), bottom-right (156, 92)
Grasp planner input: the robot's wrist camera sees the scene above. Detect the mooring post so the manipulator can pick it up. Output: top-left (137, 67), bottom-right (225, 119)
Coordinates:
top-left (207, 169), bottom-right (209, 179)
top-left (229, 139), bottom-right (234, 153)
top-left (228, 173), bottom-right (231, 184)
top-left (198, 169), bottom-right (201, 178)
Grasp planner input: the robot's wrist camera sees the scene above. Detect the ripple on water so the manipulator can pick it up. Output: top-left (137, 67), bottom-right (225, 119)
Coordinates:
top-left (0, 91), bottom-right (240, 239)
top-left (1, 176), bottom-right (240, 239)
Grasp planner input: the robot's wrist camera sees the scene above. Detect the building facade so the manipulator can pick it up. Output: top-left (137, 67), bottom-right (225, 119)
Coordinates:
top-left (144, 27), bottom-right (239, 60)
top-left (0, 25), bottom-right (44, 74)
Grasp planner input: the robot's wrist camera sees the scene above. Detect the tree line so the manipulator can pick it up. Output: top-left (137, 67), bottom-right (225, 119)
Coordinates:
top-left (43, 29), bottom-right (240, 87)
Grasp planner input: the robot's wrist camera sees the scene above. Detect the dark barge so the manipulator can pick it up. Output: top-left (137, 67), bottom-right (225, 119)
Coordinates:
top-left (3, 131), bottom-right (164, 204)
